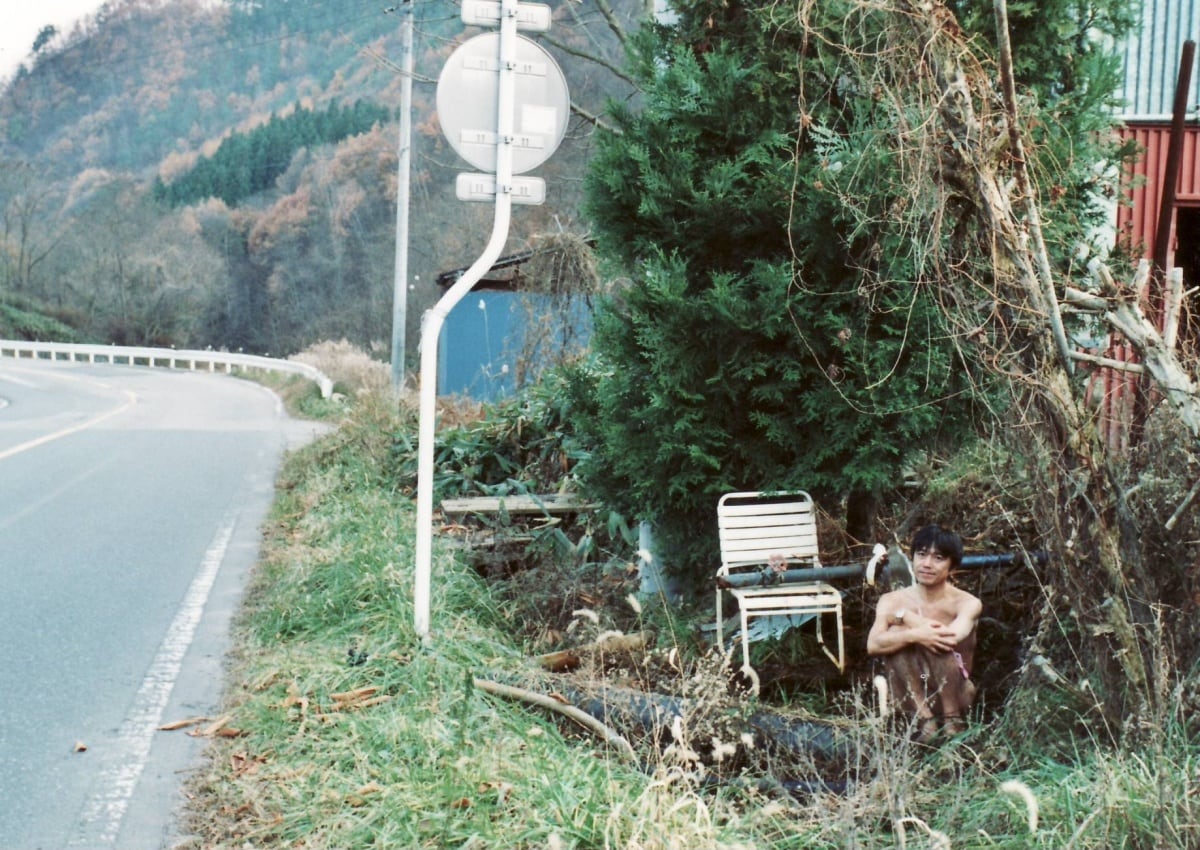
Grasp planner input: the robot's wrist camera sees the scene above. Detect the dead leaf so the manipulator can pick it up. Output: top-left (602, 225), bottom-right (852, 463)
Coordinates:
top-left (346, 780), bottom-right (384, 805)
top-left (479, 780), bottom-right (514, 805)
top-left (450, 797), bottom-right (473, 809)
top-left (202, 714), bottom-right (231, 735)
top-left (230, 751), bottom-right (266, 777)
top-left (250, 671), bottom-right (281, 692)
top-left (158, 716), bottom-right (210, 732)
top-left (188, 714), bottom-right (242, 738)
top-left (326, 688), bottom-right (391, 712)
top-left (353, 695), bottom-right (391, 710)
top-left (279, 681), bottom-right (305, 709)
top-left (331, 686), bottom-right (378, 704)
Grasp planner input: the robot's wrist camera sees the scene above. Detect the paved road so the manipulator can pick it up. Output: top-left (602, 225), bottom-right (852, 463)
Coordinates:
top-left (0, 359), bottom-right (328, 850)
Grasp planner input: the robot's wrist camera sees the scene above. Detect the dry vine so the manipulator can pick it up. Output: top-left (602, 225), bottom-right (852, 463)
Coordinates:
top-left (787, 0), bottom-right (1200, 732)
top-left (508, 230), bottom-right (601, 391)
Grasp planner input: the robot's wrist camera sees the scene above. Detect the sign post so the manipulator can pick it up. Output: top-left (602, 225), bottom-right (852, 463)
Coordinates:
top-left (413, 1), bottom-right (569, 639)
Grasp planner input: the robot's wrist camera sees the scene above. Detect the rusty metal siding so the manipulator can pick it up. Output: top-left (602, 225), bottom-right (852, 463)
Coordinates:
top-left (1099, 2), bottom-right (1200, 451)
top-left (1117, 0), bottom-right (1200, 119)
top-left (1105, 121), bottom-right (1200, 452)
top-left (1115, 124), bottom-right (1200, 258)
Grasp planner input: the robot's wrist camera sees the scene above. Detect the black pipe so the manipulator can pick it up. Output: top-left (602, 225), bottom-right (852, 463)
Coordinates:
top-left (550, 681), bottom-right (849, 763)
top-left (717, 563), bottom-right (869, 589)
top-left (960, 551), bottom-right (1048, 569)
top-left (717, 550), bottom-right (1050, 589)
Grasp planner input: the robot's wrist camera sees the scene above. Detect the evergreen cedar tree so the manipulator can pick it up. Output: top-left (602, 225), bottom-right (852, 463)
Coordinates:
top-left (153, 101), bottom-right (391, 208)
top-left (569, 0), bottom-right (1138, 587)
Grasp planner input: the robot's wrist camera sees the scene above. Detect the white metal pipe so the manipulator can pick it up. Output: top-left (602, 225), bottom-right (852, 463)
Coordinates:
top-left (413, 0), bottom-right (519, 640)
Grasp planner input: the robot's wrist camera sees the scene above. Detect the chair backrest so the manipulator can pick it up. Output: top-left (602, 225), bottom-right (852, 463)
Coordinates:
top-left (717, 490), bottom-right (821, 574)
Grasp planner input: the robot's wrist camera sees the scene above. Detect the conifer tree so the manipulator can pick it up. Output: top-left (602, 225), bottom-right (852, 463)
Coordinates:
top-left (571, 0), bottom-right (1136, 583)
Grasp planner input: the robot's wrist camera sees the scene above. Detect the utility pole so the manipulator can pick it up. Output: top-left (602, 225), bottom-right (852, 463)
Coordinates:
top-left (390, 0), bottom-right (414, 387)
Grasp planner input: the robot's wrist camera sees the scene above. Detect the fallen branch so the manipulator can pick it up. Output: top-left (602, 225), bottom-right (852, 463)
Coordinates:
top-left (547, 680), bottom-right (849, 765)
top-left (473, 677), bottom-right (638, 762)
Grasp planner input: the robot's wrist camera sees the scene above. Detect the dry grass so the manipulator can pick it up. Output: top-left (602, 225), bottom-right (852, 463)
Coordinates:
top-left (171, 379), bottom-right (1200, 849)
top-left (289, 339), bottom-right (396, 399)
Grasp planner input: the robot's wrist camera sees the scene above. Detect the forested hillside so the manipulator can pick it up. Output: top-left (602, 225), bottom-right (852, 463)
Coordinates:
top-left (0, 0), bottom-right (636, 358)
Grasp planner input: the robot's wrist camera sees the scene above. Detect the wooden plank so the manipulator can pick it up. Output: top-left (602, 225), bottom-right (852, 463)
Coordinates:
top-left (440, 494), bottom-right (598, 516)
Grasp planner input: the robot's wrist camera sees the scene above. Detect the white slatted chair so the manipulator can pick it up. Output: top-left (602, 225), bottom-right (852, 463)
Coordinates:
top-left (715, 490), bottom-right (845, 674)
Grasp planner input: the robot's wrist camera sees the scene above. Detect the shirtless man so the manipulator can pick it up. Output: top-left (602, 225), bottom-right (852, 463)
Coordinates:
top-left (866, 525), bottom-right (982, 740)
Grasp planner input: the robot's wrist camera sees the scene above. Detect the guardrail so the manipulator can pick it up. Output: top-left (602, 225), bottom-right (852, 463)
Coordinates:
top-left (0, 340), bottom-right (334, 399)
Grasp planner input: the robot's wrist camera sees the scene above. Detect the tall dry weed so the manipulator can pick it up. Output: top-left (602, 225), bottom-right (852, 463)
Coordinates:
top-left (290, 339), bottom-right (394, 398)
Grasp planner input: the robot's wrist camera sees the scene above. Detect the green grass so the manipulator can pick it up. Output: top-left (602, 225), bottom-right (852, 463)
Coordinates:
top-left (0, 294), bottom-right (81, 340)
top-left (178, 393), bottom-right (1200, 850)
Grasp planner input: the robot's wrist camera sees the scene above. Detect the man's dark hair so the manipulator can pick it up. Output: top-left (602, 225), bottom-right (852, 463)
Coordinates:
top-left (910, 524), bottom-right (963, 569)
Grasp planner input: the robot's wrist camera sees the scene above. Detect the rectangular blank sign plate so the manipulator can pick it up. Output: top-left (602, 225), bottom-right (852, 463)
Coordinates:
top-left (456, 173), bottom-right (546, 205)
top-left (461, 1), bottom-right (552, 31)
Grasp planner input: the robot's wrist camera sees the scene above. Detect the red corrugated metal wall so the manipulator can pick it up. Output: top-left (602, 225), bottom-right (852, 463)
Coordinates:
top-left (1115, 124), bottom-right (1200, 260)
top-left (1097, 125), bottom-right (1200, 450)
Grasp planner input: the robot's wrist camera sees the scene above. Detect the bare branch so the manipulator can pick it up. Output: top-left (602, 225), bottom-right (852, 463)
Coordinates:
top-left (539, 32), bottom-right (636, 87)
top-left (586, 0), bottom-right (630, 50)
top-left (1067, 349), bottom-right (1144, 374)
top-left (993, 0), bottom-right (1075, 374)
top-left (571, 101), bottom-right (621, 134)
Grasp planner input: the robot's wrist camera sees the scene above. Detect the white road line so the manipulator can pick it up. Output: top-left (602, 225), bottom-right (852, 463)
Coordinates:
top-left (69, 512), bottom-right (239, 848)
top-left (0, 459), bottom-right (115, 531)
top-left (0, 391), bottom-right (135, 461)
top-left (0, 372), bottom-right (36, 387)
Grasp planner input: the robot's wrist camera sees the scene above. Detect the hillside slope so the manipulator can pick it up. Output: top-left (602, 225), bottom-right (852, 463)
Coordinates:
top-left (0, 0), bottom-right (635, 357)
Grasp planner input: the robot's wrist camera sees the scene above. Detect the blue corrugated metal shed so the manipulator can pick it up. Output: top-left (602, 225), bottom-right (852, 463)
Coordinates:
top-left (1117, 0), bottom-right (1200, 119)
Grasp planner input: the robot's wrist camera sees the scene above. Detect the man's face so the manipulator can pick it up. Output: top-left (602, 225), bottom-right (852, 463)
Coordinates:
top-left (913, 546), bottom-right (952, 587)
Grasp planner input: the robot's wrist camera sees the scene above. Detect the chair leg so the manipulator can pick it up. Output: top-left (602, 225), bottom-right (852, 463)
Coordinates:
top-left (740, 609), bottom-right (752, 673)
top-left (813, 610), bottom-right (845, 672)
top-left (835, 606), bottom-right (845, 672)
top-left (814, 613), bottom-right (833, 669)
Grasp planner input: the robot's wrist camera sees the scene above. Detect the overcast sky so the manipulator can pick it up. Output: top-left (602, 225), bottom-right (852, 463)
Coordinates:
top-left (1, 0), bottom-right (106, 81)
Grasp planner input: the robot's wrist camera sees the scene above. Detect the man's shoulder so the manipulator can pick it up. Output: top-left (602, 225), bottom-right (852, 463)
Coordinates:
top-left (877, 587), bottom-right (912, 605)
top-left (950, 583), bottom-right (983, 611)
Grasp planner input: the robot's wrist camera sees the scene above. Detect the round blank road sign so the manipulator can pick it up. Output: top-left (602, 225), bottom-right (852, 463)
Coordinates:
top-left (437, 33), bottom-right (570, 175)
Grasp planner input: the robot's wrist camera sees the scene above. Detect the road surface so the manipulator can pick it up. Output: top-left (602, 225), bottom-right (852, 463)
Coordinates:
top-left (0, 358), bottom-right (328, 849)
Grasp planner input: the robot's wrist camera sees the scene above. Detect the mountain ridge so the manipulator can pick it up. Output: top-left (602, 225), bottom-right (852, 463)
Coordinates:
top-left (0, 0), bottom-right (634, 359)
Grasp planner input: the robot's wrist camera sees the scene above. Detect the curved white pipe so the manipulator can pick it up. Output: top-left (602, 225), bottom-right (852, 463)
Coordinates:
top-left (414, 0), bottom-right (519, 639)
